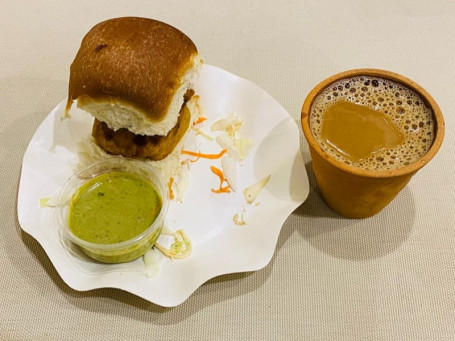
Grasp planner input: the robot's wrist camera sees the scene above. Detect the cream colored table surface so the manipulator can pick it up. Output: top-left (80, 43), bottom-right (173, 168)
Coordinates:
top-left (2, 1), bottom-right (455, 340)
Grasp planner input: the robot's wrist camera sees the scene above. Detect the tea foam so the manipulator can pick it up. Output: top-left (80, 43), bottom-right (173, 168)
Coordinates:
top-left (310, 76), bottom-right (435, 170)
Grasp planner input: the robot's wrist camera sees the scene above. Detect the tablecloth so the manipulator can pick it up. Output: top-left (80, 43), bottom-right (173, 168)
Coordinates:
top-left (1, 1), bottom-right (454, 340)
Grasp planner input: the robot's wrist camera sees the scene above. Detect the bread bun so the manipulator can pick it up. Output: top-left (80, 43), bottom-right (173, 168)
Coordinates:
top-left (65, 17), bottom-right (202, 136)
top-left (92, 94), bottom-right (194, 160)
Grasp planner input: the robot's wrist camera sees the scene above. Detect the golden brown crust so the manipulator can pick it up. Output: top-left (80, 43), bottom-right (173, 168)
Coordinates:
top-left (92, 100), bottom-right (191, 160)
top-left (66, 17), bottom-right (198, 121)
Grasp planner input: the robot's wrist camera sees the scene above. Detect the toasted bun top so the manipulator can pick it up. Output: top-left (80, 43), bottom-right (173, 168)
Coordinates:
top-left (65, 17), bottom-right (199, 128)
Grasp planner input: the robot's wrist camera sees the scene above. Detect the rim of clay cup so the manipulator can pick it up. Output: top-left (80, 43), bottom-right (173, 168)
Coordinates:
top-left (301, 69), bottom-right (445, 179)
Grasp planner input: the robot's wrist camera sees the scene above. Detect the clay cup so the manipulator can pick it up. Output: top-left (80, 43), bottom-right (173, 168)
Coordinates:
top-left (301, 69), bottom-right (444, 218)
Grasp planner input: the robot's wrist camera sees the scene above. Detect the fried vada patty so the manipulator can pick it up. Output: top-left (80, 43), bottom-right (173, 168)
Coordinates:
top-left (92, 101), bottom-right (191, 160)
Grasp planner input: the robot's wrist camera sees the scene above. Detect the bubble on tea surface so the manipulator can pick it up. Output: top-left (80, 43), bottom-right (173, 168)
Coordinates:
top-left (310, 76), bottom-right (435, 171)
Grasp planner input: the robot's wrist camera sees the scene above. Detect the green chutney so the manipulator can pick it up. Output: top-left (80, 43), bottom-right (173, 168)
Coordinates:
top-left (68, 171), bottom-right (162, 244)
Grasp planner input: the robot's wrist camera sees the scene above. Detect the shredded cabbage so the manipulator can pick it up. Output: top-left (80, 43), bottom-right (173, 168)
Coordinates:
top-left (233, 209), bottom-right (247, 225)
top-left (243, 175), bottom-right (271, 204)
top-left (143, 248), bottom-right (160, 278)
top-left (155, 230), bottom-right (192, 260)
top-left (39, 190), bottom-right (61, 208)
top-left (210, 113), bottom-right (244, 137)
top-left (194, 128), bottom-right (214, 141)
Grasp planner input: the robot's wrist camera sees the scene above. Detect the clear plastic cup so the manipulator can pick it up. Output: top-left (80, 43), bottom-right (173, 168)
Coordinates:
top-left (57, 157), bottom-right (169, 263)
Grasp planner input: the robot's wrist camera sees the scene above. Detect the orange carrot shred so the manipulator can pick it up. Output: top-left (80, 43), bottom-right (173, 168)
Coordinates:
top-left (210, 165), bottom-right (224, 180)
top-left (210, 166), bottom-right (231, 193)
top-left (194, 116), bottom-right (207, 125)
top-left (181, 149), bottom-right (227, 160)
top-left (168, 177), bottom-right (175, 200)
top-left (211, 186), bottom-right (231, 194)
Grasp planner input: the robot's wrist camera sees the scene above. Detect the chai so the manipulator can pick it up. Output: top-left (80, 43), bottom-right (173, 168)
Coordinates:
top-left (301, 69), bottom-right (444, 218)
top-left (310, 76), bottom-right (435, 171)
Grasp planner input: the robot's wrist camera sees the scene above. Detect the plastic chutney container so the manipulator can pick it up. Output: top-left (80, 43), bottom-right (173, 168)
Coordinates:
top-left (57, 158), bottom-right (169, 263)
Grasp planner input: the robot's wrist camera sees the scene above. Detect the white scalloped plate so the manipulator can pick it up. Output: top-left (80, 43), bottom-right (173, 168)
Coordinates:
top-left (17, 64), bottom-right (309, 307)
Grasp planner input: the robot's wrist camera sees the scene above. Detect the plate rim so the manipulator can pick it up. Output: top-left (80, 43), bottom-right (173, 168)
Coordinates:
top-left (17, 64), bottom-right (309, 307)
